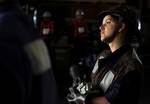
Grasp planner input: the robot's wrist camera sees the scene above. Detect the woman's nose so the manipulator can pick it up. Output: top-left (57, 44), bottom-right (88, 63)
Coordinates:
top-left (99, 24), bottom-right (104, 31)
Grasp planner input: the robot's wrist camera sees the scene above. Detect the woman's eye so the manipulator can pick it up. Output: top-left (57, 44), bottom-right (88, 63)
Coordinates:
top-left (106, 21), bottom-right (111, 24)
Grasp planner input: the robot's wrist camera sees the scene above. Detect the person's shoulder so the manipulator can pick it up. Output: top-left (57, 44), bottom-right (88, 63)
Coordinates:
top-left (122, 54), bottom-right (143, 74)
top-left (127, 49), bottom-right (143, 69)
top-left (119, 48), bottom-right (141, 64)
top-left (97, 49), bottom-right (111, 59)
top-left (127, 57), bottom-right (143, 73)
top-left (116, 48), bottom-right (143, 73)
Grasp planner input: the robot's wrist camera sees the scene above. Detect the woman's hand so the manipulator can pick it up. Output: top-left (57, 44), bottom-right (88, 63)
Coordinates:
top-left (92, 96), bottom-right (110, 104)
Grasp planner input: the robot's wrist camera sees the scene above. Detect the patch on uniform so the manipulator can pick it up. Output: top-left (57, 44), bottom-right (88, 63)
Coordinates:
top-left (132, 49), bottom-right (142, 64)
top-left (24, 39), bottom-right (51, 75)
top-left (100, 70), bottom-right (114, 92)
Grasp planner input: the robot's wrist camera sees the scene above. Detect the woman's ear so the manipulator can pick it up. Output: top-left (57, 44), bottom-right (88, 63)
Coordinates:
top-left (119, 23), bottom-right (126, 32)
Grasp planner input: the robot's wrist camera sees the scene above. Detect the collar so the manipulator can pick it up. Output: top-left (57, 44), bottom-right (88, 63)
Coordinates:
top-left (106, 44), bottom-right (132, 69)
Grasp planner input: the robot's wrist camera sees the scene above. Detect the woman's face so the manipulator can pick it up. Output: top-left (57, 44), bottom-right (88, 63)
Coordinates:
top-left (99, 15), bottom-right (119, 43)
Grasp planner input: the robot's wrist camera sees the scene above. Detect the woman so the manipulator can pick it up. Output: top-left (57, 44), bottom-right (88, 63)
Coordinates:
top-left (85, 5), bottom-right (143, 104)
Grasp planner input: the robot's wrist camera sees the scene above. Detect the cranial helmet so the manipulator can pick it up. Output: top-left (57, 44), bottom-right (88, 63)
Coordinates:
top-left (98, 5), bottom-right (141, 44)
top-left (42, 11), bottom-right (52, 18)
top-left (98, 5), bottom-right (139, 35)
top-left (75, 9), bottom-right (84, 16)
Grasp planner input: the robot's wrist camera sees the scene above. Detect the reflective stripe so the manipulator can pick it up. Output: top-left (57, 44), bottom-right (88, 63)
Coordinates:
top-left (24, 39), bottom-right (51, 75)
top-left (92, 56), bottom-right (105, 74)
top-left (42, 28), bottom-right (50, 35)
top-left (92, 60), bottom-right (99, 74)
top-left (100, 70), bottom-right (114, 92)
top-left (132, 49), bottom-right (142, 64)
top-left (78, 27), bottom-right (85, 33)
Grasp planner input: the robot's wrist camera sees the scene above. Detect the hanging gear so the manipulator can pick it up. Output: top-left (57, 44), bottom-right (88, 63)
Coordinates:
top-left (40, 11), bottom-right (54, 41)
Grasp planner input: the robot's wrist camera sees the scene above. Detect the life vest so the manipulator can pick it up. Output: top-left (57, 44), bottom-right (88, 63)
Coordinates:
top-left (40, 19), bottom-right (54, 40)
top-left (72, 18), bottom-right (88, 38)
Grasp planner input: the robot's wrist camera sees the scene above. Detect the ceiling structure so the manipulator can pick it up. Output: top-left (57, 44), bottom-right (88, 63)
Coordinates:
top-left (47, 0), bottom-right (125, 3)
top-left (29, 0), bottom-right (125, 3)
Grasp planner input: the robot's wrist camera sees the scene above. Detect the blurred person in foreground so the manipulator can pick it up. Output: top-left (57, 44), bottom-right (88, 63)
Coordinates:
top-left (85, 5), bottom-right (143, 104)
top-left (0, 0), bottom-right (57, 104)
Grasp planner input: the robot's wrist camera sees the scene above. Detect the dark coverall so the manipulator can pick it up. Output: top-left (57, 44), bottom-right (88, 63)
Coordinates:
top-left (86, 44), bottom-right (143, 104)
